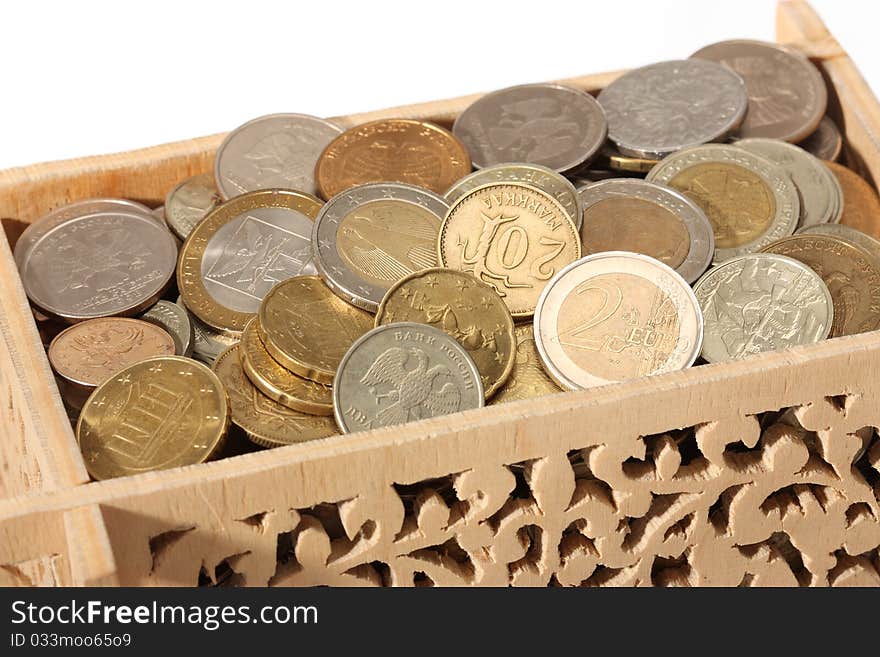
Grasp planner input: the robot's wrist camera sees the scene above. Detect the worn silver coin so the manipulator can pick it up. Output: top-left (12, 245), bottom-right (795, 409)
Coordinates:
top-left (333, 322), bottom-right (484, 433)
top-left (598, 59), bottom-right (748, 159)
top-left (176, 295), bottom-right (239, 365)
top-left (139, 300), bottom-right (194, 357)
top-left (444, 162), bottom-right (583, 229)
top-left (214, 113), bottom-right (343, 200)
top-left (165, 173), bottom-right (221, 240)
top-left (23, 210), bottom-right (178, 321)
top-left (452, 83), bottom-right (607, 173)
top-left (312, 182), bottom-right (449, 312)
top-left (798, 116), bottom-right (843, 162)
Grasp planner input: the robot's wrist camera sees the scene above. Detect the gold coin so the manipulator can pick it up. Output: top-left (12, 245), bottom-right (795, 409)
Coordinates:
top-left (826, 161), bottom-right (880, 240)
top-left (258, 276), bottom-right (373, 384)
top-left (760, 233), bottom-right (880, 336)
top-left (77, 356), bottom-right (229, 481)
top-left (212, 345), bottom-right (337, 448)
top-left (490, 324), bottom-right (561, 404)
top-left (438, 183), bottom-right (581, 318)
top-left (177, 188), bottom-right (323, 333)
top-left (240, 317), bottom-right (333, 415)
top-left (375, 268), bottom-right (515, 398)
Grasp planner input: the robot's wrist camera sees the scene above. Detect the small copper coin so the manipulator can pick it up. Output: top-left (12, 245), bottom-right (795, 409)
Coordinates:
top-left (826, 162), bottom-right (880, 240)
top-left (798, 116), bottom-right (843, 161)
top-left (315, 118), bottom-right (471, 199)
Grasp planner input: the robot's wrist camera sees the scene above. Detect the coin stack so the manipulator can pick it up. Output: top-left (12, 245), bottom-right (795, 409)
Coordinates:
top-left (17, 38), bottom-right (880, 481)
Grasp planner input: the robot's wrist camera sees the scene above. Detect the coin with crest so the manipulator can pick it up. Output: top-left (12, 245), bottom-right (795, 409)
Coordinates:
top-left (165, 173), bottom-right (222, 241)
top-left (333, 322), bottom-right (483, 433)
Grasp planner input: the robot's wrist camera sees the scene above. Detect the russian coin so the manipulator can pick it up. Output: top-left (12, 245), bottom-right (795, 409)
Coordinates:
top-left (597, 145), bottom-right (660, 174)
top-left (77, 356), bottom-right (229, 480)
top-left (691, 40), bottom-right (827, 142)
top-left (736, 138), bottom-right (841, 227)
top-left (239, 317), bottom-right (333, 415)
top-left (312, 182), bottom-right (448, 312)
top-left (490, 324), bottom-right (561, 404)
top-left (315, 118), bottom-right (470, 199)
top-left (178, 188), bottom-right (323, 332)
top-left (48, 317), bottom-right (175, 388)
top-left (826, 161), bottom-right (880, 239)
top-left (797, 223), bottom-right (880, 263)
top-left (597, 59), bottom-right (747, 159)
top-left (438, 182), bottom-right (581, 318)
top-left (444, 162), bottom-right (583, 229)
top-left (176, 295), bottom-right (239, 365)
top-left (22, 209), bottom-right (178, 321)
top-left (694, 253), bottom-right (832, 362)
top-left (453, 83), bottom-right (607, 173)
top-left (139, 300), bottom-right (193, 357)
top-left (534, 252), bottom-right (702, 390)
top-left (760, 234), bottom-right (880, 336)
top-left (214, 113), bottom-right (343, 200)
top-left (375, 268), bottom-right (515, 398)
top-left (213, 345), bottom-right (337, 448)
top-left (165, 173), bottom-right (221, 241)
top-left (258, 276), bottom-right (373, 384)
top-left (333, 322), bottom-right (484, 433)
top-left (646, 144), bottom-right (800, 263)
top-left (577, 178), bottom-right (714, 284)
top-left (798, 116), bottom-right (843, 161)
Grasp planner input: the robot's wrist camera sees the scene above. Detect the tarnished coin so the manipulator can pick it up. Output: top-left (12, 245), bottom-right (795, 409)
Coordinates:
top-left (760, 234), bottom-right (880, 336)
top-left (826, 161), bottom-right (880, 240)
top-left (646, 144), bottom-right (800, 262)
top-left (213, 345), bottom-right (337, 448)
top-left (313, 182), bottom-right (448, 311)
top-left (178, 188), bottom-right (323, 332)
top-left (139, 300), bottom-right (193, 357)
top-left (444, 162), bottom-right (583, 229)
top-left (797, 223), bottom-right (880, 263)
top-left (490, 324), bottom-right (561, 404)
top-left (23, 210), bottom-right (178, 321)
top-left (165, 173), bottom-right (221, 241)
top-left (77, 356), bottom-right (229, 481)
top-left (534, 252), bottom-right (702, 390)
top-left (214, 113), bottom-right (343, 200)
top-left (597, 59), bottom-right (747, 159)
top-left (577, 179), bottom-right (714, 284)
top-left (375, 269), bottom-right (515, 398)
top-left (258, 276), bottom-right (373, 384)
top-left (333, 322), bottom-right (484, 433)
top-left (239, 317), bottom-right (333, 415)
top-left (736, 138), bottom-right (841, 227)
top-left (176, 295), bottom-right (239, 365)
top-left (315, 118), bottom-right (470, 199)
top-left (438, 183), bottom-right (581, 318)
top-left (48, 317), bottom-right (175, 388)
top-left (597, 145), bottom-right (660, 174)
top-left (453, 83), bottom-right (607, 173)
top-left (693, 253), bottom-right (832, 362)
top-left (691, 40), bottom-right (827, 142)
top-left (799, 116), bottom-right (843, 162)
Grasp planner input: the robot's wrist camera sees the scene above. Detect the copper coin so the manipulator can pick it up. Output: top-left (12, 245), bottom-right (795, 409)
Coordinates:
top-left (798, 116), bottom-right (843, 161)
top-left (691, 40), bottom-right (827, 143)
top-left (315, 118), bottom-right (471, 199)
top-left (826, 161), bottom-right (880, 239)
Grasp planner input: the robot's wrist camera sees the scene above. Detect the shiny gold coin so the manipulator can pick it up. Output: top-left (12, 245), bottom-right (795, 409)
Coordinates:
top-left (212, 345), bottom-right (337, 448)
top-left (826, 161), bottom-right (880, 240)
top-left (240, 317), bottom-right (333, 415)
top-left (258, 276), bottom-right (373, 384)
top-left (438, 183), bottom-right (581, 318)
top-left (375, 268), bottom-right (515, 398)
top-left (76, 356), bottom-right (229, 481)
top-left (598, 145), bottom-right (660, 173)
top-left (490, 324), bottom-right (561, 404)
top-left (760, 233), bottom-right (880, 336)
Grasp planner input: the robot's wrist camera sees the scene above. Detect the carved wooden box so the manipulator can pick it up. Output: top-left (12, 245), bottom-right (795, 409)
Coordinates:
top-left (1, 1), bottom-right (878, 586)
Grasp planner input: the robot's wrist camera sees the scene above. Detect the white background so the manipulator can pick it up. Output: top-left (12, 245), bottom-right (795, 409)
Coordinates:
top-left (0, 0), bottom-right (875, 170)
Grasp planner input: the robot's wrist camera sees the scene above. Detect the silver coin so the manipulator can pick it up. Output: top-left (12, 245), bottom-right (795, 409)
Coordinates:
top-left (14, 198), bottom-right (156, 272)
top-left (736, 138), bottom-right (841, 227)
top-left (576, 179), bottom-right (714, 284)
top-left (312, 182), bottom-right (448, 312)
top-left (176, 295), bottom-right (239, 364)
top-left (798, 116), bottom-right (843, 162)
top-left (152, 205), bottom-right (166, 223)
top-left (646, 144), bottom-right (800, 263)
top-left (139, 300), bottom-right (193, 357)
top-left (333, 322), bottom-right (484, 433)
top-left (23, 210), bottom-right (178, 321)
top-left (214, 113), bottom-right (343, 200)
top-left (444, 162), bottom-right (583, 229)
top-left (598, 59), bottom-right (748, 159)
top-left (797, 223), bottom-right (880, 262)
top-left (165, 173), bottom-right (221, 240)
top-left (452, 83), bottom-right (607, 173)
top-left (693, 253), bottom-right (833, 363)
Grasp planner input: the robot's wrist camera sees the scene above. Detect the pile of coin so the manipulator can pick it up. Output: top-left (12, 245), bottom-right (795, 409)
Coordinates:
top-left (16, 38), bottom-right (880, 480)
